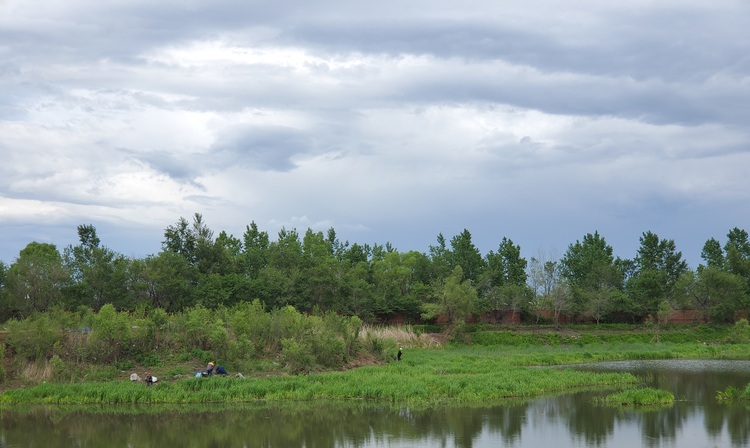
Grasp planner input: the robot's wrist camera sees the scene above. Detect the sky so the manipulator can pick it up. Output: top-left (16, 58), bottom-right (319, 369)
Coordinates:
top-left (1, 0), bottom-right (748, 268)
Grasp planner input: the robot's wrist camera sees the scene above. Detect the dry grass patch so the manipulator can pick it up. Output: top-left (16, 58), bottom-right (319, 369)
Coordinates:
top-left (361, 325), bottom-right (445, 348)
top-left (20, 360), bottom-right (53, 383)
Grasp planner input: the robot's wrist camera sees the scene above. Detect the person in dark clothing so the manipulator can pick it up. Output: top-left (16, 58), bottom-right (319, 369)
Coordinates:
top-left (145, 372), bottom-right (154, 386)
top-left (397, 347), bottom-right (403, 361)
top-left (215, 365), bottom-right (228, 375)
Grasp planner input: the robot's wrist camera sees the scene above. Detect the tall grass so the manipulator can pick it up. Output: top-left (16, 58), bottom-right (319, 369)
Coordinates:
top-left (360, 325), bottom-right (444, 348)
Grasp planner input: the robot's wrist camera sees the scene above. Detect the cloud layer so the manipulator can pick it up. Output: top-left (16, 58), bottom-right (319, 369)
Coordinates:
top-left (1, 0), bottom-right (749, 266)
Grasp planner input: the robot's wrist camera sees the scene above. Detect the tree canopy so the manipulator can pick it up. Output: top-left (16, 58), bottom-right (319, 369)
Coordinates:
top-left (1, 217), bottom-right (748, 325)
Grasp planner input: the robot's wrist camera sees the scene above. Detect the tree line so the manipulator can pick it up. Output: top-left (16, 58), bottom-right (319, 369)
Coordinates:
top-left (1, 213), bottom-right (748, 325)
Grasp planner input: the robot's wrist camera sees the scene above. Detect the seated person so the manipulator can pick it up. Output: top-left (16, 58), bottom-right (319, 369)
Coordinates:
top-left (215, 365), bottom-right (228, 375)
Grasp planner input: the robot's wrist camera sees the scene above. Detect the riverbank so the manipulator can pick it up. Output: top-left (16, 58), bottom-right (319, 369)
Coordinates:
top-left (3, 321), bottom-right (750, 406)
top-left (4, 339), bottom-right (750, 406)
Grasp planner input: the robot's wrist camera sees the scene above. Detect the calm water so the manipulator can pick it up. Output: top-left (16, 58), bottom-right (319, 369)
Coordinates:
top-left (1, 360), bottom-right (749, 447)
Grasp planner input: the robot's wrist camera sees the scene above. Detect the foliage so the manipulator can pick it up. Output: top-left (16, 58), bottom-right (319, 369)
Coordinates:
top-left (421, 266), bottom-right (478, 327)
top-left (725, 318), bottom-right (750, 344)
top-left (6, 314), bottom-right (63, 361)
top-left (716, 385), bottom-right (742, 401)
top-left (0, 341), bottom-right (5, 382)
top-left (3, 219), bottom-right (750, 332)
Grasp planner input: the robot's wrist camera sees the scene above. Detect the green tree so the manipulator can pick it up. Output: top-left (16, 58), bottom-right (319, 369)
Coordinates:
top-left (483, 237), bottom-right (528, 288)
top-left (560, 231), bottom-right (621, 320)
top-left (5, 242), bottom-right (69, 316)
top-left (449, 229), bottom-right (486, 283)
top-left (678, 267), bottom-right (748, 322)
top-left (480, 237), bottom-right (532, 320)
top-left (300, 228), bottom-right (339, 311)
top-left (370, 251), bottom-right (425, 320)
top-left (163, 213), bottom-right (226, 275)
top-left (627, 231), bottom-right (688, 317)
top-left (140, 252), bottom-right (198, 312)
top-left (724, 227), bottom-right (750, 289)
top-left (428, 233), bottom-right (451, 282)
top-left (421, 266), bottom-right (478, 327)
top-left (242, 221), bottom-right (269, 277)
top-left (341, 260), bottom-right (374, 319)
top-left (701, 238), bottom-right (725, 269)
top-left (63, 225), bottom-right (134, 311)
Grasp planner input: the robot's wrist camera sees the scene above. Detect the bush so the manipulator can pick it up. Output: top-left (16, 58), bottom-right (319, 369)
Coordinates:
top-left (115, 359), bottom-right (136, 371)
top-left (726, 319), bottom-right (750, 344)
top-left (6, 315), bottom-right (62, 361)
top-left (0, 342), bottom-right (5, 383)
top-left (88, 304), bottom-right (131, 363)
top-left (281, 338), bottom-right (314, 374)
top-left (312, 332), bottom-right (346, 369)
top-left (50, 355), bottom-right (67, 381)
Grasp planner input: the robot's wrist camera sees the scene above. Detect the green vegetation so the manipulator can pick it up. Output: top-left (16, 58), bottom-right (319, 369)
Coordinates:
top-left (595, 387), bottom-right (675, 407)
top-left (1, 303), bottom-right (372, 384)
top-left (717, 383), bottom-right (750, 402)
top-left (4, 298), bottom-right (750, 407)
top-left (0, 347), bottom-right (637, 406)
top-left (1, 216), bottom-right (750, 330)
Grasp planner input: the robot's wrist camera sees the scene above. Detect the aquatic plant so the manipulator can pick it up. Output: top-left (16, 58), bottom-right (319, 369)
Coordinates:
top-left (715, 385), bottom-right (741, 401)
top-left (595, 388), bottom-right (675, 407)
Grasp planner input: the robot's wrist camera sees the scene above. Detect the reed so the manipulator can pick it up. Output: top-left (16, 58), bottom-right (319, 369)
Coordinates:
top-left (360, 325), bottom-right (443, 348)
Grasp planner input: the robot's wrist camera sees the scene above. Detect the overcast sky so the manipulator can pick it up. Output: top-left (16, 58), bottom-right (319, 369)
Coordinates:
top-left (1, 0), bottom-right (748, 268)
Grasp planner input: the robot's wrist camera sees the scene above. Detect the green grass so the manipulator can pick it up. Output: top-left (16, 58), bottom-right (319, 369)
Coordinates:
top-left (0, 347), bottom-right (637, 406)
top-left (595, 387), bottom-right (675, 407)
top-left (4, 327), bottom-right (750, 407)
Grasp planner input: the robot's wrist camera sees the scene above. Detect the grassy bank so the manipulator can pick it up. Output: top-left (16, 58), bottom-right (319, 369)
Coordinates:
top-left (0, 346), bottom-right (638, 406)
top-left (3, 323), bottom-right (750, 406)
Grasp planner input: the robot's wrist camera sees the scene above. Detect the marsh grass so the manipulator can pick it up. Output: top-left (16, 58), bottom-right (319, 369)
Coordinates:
top-left (595, 387), bottom-right (675, 407)
top-left (0, 347), bottom-right (636, 406)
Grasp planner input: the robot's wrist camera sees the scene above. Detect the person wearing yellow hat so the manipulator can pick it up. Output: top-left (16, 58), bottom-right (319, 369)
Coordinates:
top-left (206, 361), bottom-right (215, 376)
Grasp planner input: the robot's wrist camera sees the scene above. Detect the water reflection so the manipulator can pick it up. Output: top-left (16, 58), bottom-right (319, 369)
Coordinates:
top-left (1, 360), bottom-right (749, 447)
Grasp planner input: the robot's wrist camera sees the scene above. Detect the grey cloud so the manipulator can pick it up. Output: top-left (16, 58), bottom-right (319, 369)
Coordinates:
top-left (211, 125), bottom-right (314, 172)
top-left (117, 148), bottom-right (200, 184)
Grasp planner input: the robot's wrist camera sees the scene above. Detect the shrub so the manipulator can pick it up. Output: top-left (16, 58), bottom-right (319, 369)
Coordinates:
top-left (183, 305), bottom-right (213, 350)
top-left (312, 332), bottom-right (346, 369)
top-left (87, 304), bottom-right (131, 363)
top-left (281, 338), bottom-right (314, 374)
top-left (6, 315), bottom-right (62, 361)
top-left (725, 319), bottom-right (750, 344)
top-left (50, 355), bottom-right (67, 381)
top-left (0, 342), bottom-right (5, 383)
